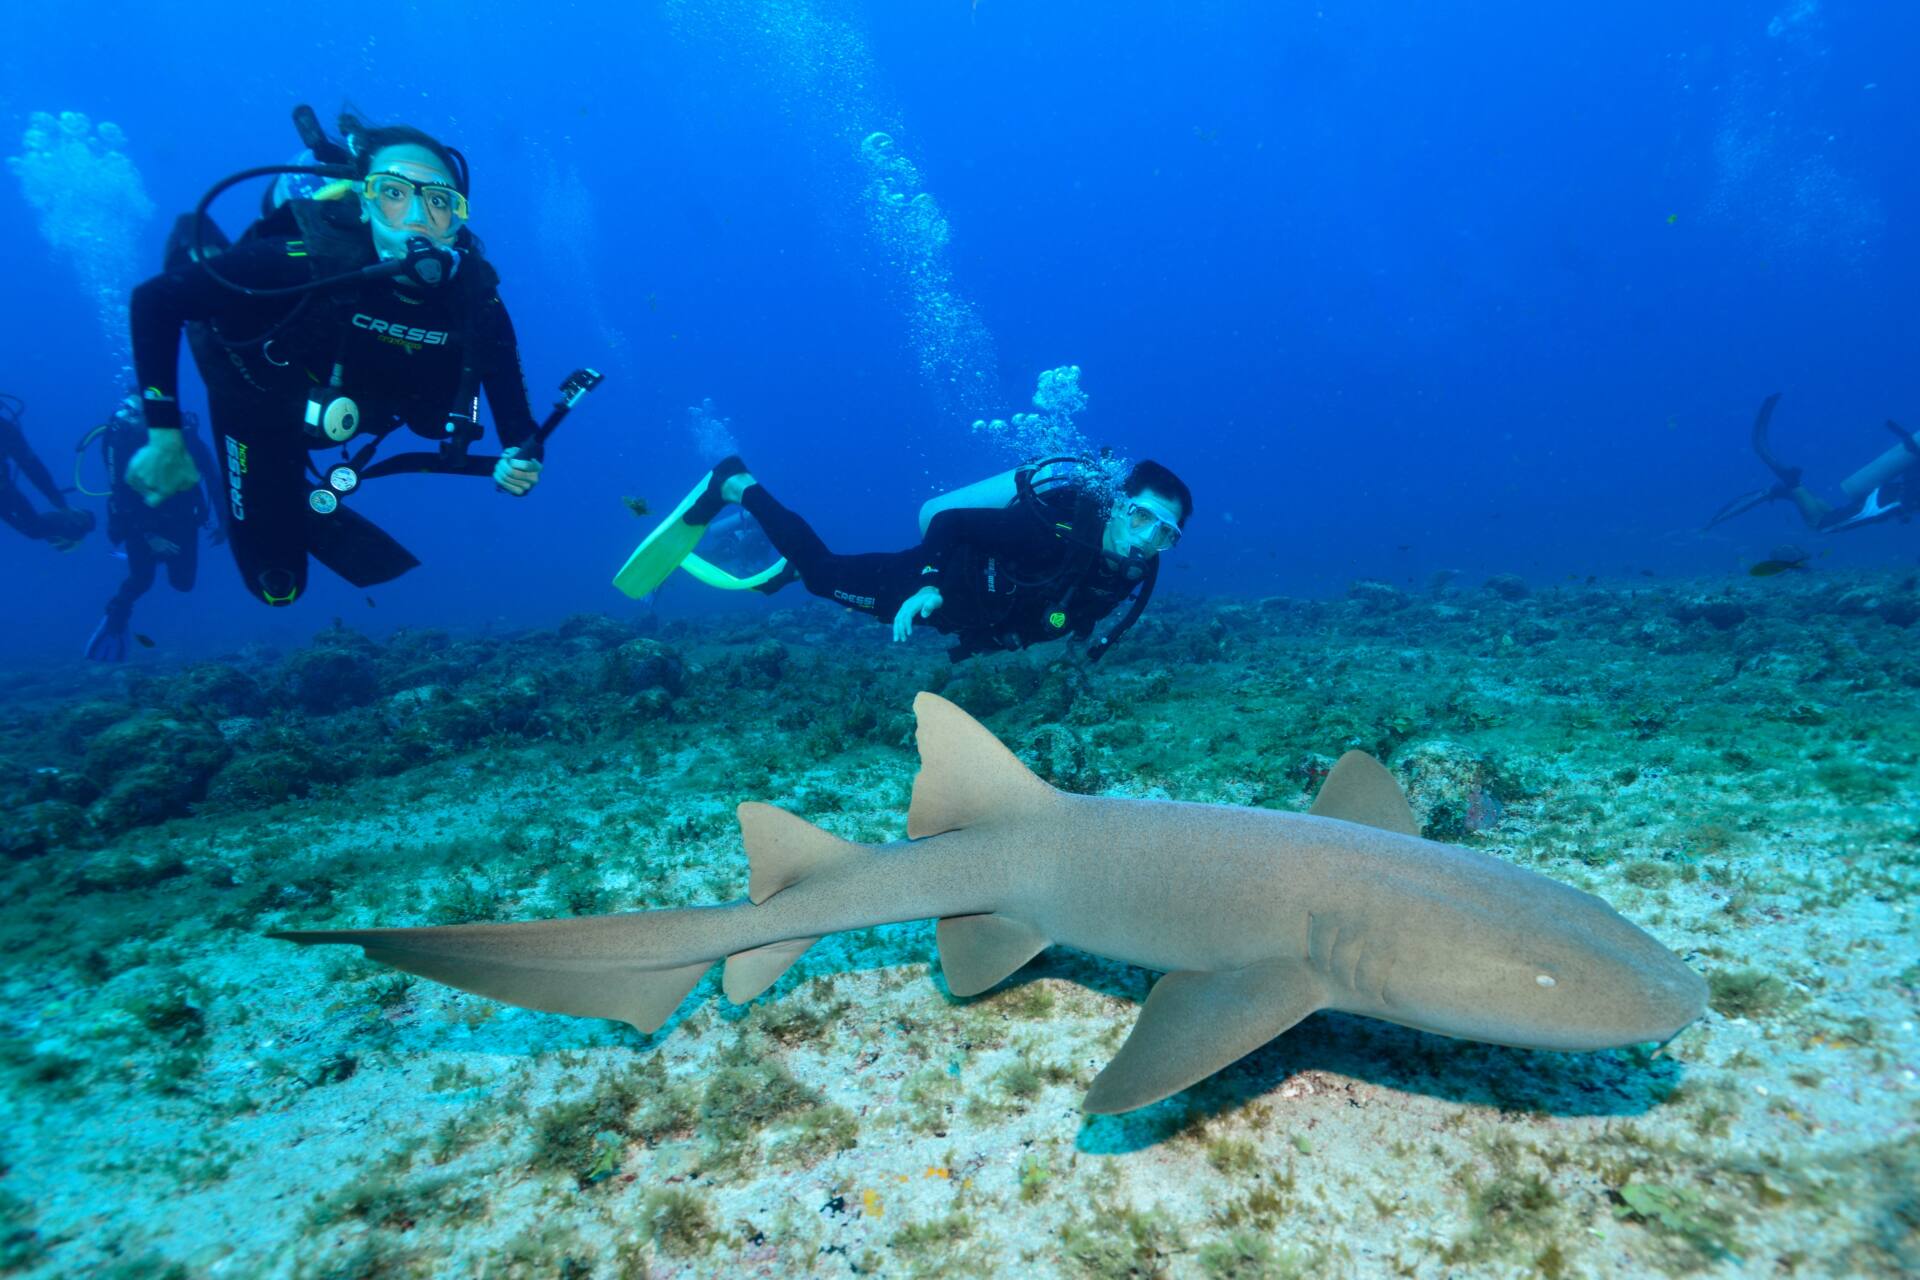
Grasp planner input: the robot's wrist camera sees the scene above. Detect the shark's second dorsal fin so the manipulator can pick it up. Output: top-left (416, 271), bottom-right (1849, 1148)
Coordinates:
top-left (1308, 750), bottom-right (1421, 837)
top-left (908, 692), bottom-right (1060, 839)
top-left (725, 803), bottom-right (867, 1004)
top-left (737, 802), bottom-right (864, 904)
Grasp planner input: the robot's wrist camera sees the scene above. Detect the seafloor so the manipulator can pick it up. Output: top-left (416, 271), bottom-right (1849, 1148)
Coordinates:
top-left (1, 570), bottom-right (1916, 1279)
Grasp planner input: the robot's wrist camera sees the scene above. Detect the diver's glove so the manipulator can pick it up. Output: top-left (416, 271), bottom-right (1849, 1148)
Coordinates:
top-left (893, 586), bottom-right (943, 642)
top-left (126, 429), bottom-right (202, 507)
top-left (45, 508), bottom-right (96, 552)
top-left (493, 446), bottom-right (542, 497)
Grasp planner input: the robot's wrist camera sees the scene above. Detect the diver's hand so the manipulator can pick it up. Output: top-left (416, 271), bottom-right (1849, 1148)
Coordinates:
top-left (144, 534), bottom-right (181, 557)
top-left (893, 586), bottom-right (943, 642)
top-left (494, 447), bottom-right (542, 497)
top-left (126, 430), bottom-right (200, 507)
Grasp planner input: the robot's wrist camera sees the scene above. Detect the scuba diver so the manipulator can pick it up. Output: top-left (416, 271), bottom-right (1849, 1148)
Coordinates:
top-left (0, 393), bottom-right (95, 551)
top-left (616, 454), bottom-right (1191, 663)
top-left (121, 108), bottom-right (551, 607)
top-left (1707, 394), bottom-right (1918, 534)
top-left (80, 395), bottom-right (222, 661)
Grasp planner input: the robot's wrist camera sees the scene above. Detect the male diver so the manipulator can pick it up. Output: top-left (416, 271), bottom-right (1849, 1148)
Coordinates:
top-left (1707, 393), bottom-right (1918, 534)
top-left (618, 455), bottom-right (1190, 662)
top-left (121, 110), bottom-right (547, 606)
top-left (0, 393), bottom-right (95, 551)
top-left (83, 395), bottom-right (222, 661)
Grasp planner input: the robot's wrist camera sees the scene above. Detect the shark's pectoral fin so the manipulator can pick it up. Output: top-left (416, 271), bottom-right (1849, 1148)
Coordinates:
top-left (269, 923), bottom-right (709, 1034)
top-left (936, 913), bottom-right (1051, 996)
top-left (1308, 750), bottom-right (1420, 837)
top-left (1082, 962), bottom-right (1324, 1115)
top-left (908, 692), bottom-right (1061, 838)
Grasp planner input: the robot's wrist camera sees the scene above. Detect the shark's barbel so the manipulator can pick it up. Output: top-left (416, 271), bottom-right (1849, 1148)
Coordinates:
top-left (271, 693), bottom-right (1706, 1114)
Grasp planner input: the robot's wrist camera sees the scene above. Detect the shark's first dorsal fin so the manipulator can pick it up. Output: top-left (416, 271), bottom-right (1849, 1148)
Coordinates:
top-left (725, 803), bottom-right (868, 1003)
top-left (908, 692), bottom-right (1060, 839)
top-left (1308, 750), bottom-right (1420, 837)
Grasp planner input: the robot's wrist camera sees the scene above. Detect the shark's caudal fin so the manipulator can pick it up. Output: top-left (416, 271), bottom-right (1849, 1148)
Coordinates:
top-left (1308, 750), bottom-right (1420, 837)
top-left (910, 693), bottom-right (1058, 995)
top-left (268, 919), bottom-right (710, 1034)
top-left (722, 803), bottom-right (866, 1003)
top-left (907, 692), bottom-right (1061, 838)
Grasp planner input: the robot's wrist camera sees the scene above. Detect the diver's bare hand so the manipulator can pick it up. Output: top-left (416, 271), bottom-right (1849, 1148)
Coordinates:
top-left (126, 430), bottom-right (200, 507)
top-left (892, 586), bottom-right (942, 642)
top-left (494, 447), bottom-right (542, 497)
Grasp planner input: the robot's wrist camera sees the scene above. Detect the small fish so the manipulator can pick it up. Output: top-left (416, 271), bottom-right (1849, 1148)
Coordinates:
top-left (134, 633), bottom-right (156, 649)
top-left (1639, 569), bottom-right (1656, 577)
top-left (1749, 558), bottom-right (1809, 577)
top-left (1666, 213), bottom-right (1678, 225)
top-left (365, 595), bottom-right (377, 608)
top-left (1396, 544), bottom-right (1411, 552)
top-left (623, 495), bottom-right (651, 518)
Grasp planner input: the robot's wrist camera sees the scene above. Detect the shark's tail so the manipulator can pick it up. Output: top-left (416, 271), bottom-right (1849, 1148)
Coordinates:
top-left (267, 911), bottom-right (726, 1033)
top-left (268, 693), bottom-right (1061, 1033)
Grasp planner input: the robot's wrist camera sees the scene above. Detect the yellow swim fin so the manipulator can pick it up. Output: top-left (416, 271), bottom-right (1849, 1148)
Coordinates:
top-left (612, 459), bottom-right (743, 599)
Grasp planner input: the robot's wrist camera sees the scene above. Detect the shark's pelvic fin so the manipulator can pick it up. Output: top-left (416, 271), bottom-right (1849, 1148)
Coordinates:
top-left (936, 913), bottom-right (1052, 996)
top-left (723, 802), bottom-right (868, 1003)
top-left (1308, 750), bottom-right (1420, 837)
top-left (908, 692), bottom-right (1061, 839)
top-left (1082, 961), bottom-right (1325, 1114)
top-left (267, 922), bottom-right (709, 1034)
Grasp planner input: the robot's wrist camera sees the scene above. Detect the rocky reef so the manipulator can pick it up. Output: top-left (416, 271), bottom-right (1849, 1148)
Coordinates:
top-left (0, 568), bottom-right (1915, 1277)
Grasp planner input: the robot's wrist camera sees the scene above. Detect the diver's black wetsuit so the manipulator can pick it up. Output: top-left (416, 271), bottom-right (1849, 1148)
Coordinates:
top-left (0, 410), bottom-right (81, 542)
top-left (103, 413), bottom-right (219, 617)
top-left (742, 481), bottom-right (1148, 658)
top-left (129, 199), bottom-right (538, 605)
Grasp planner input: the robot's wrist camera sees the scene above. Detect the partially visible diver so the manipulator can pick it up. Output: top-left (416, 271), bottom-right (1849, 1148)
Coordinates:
top-left (122, 108), bottom-right (549, 607)
top-left (1707, 394), bottom-right (1918, 534)
top-left (0, 392), bottom-right (95, 551)
top-left (80, 395), bottom-right (222, 661)
top-left (620, 454), bottom-right (1191, 663)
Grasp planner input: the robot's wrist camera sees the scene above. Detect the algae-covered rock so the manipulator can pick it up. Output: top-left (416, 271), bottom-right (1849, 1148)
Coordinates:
top-left (80, 712), bottom-right (230, 834)
top-left (55, 701), bottom-right (133, 753)
top-left (0, 800), bottom-right (89, 860)
top-left (166, 663), bottom-right (265, 718)
top-left (1394, 740), bottom-right (1504, 840)
top-left (558, 613), bottom-right (632, 651)
top-left (1482, 573), bottom-right (1530, 601)
top-left (602, 639), bottom-right (687, 698)
top-left (205, 750), bottom-right (316, 809)
top-left (1347, 579), bottom-right (1409, 613)
top-left (279, 644), bottom-right (380, 713)
top-left (1671, 594), bottom-right (1748, 631)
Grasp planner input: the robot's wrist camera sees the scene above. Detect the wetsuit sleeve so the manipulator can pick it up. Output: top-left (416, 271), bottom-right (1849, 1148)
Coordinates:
top-left (473, 296), bottom-right (539, 452)
top-left (5, 426), bottom-right (67, 509)
top-left (129, 239), bottom-right (313, 429)
top-left (917, 506), bottom-right (1039, 590)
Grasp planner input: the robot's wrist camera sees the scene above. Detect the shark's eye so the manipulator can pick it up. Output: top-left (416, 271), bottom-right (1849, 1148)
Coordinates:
top-left (1536, 974), bottom-right (1557, 987)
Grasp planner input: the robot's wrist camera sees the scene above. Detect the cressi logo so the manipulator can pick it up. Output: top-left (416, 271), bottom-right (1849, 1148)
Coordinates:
top-left (352, 314), bottom-right (450, 346)
top-left (224, 435), bottom-right (248, 521)
top-left (832, 589), bottom-right (876, 610)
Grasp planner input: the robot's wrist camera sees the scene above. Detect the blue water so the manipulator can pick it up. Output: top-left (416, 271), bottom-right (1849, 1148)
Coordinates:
top-left (2, 0), bottom-right (1916, 661)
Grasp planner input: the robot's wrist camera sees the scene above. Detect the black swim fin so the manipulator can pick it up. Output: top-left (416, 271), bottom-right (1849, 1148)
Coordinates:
top-left (306, 506), bottom-right (421, 588)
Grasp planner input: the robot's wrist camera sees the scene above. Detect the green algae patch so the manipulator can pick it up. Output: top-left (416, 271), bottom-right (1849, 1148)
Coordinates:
top-left (1613, 1181), bottom-right (1738, 1263)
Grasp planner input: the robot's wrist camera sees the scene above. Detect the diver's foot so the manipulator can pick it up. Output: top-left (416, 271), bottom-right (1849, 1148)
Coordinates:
top-left (687, 456), bottom-right (752, 525)
top-left (722, 471), bottom-right (756, 504)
